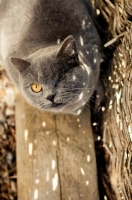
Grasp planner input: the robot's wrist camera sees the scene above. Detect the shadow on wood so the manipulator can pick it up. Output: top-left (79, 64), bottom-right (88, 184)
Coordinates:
top-left (16, 94), bottom-right (99, 200)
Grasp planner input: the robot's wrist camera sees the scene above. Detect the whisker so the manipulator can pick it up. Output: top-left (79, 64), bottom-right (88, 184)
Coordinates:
top-left (88, 99), bottom-right (102, 110)
top-left (26, 108), bottom-right (39, 129)
top-left (85, 103), bottom-right (99, 114)
top-left (17, 104), bottom-right (31, 115)
top-left (36, 110), bottom-right (43, 124)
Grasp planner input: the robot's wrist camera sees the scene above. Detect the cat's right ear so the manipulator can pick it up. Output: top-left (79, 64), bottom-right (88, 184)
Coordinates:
top-left (57, 35), bottom-right (79, 64)
top-left (10, 57), bottom-right (30, 73)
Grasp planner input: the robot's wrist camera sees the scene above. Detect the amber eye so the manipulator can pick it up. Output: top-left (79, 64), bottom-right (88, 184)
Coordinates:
top-left (31, 83), bottom-right (42, 93)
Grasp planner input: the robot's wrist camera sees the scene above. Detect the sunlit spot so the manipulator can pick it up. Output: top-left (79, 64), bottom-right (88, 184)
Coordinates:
top-left (77, 109), bottom-right (82, 115)
top-left (97, 136), bottom-right (101, 141)
top-left (104, 195), bottom-right (108, 200)
top-left (80, 168), bottom-right (85, 175)
top-left (86, 181), bottom-right (89, 185)
top-left (67, 137), bottom-right (70, 142)
top-left (57, 39), bottom-right (61, 45)
top-left (94, 58), bottom-right (97, 63)
top-left (34, 189), bottom-right (38, 199)
top-left (52, 173), bottom-right (58, 191)
top-left (82, 20), bottom-right (85, 29)
top-left (79, 92), bottom-right (83, 100)
top-left (78, 124), bottom-right (81, 128)
top-left (29, 143), bottom-right (33, 155)
top-left (83, 63), bottom-right (91, 75)
top-left (77, 118), bottom-right (80, 122)
top-left (87, 155), bottom-right (91, 162)
top-left (24, 129), bottom-right (28, 141)
top-left (80, 36), bottom-right (84, 46)
top-left (93, 122), bottom-right (97, 126)
top-left (73, 75), bottom-right (76, 81)
top-left (35, 179), bottom-right (40, 184)
top-left (53, 141), bottom-right (57, 146)
top-left (96, 9), bottom-right (100, 15)
top-left (42, 121), bottom-right (46, 127)
top-left (52, 160), bottom-right (56, 170)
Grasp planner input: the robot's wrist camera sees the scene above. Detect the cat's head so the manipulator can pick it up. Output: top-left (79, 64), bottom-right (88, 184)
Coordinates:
top-left (10, 35), bottom-right (100, 115)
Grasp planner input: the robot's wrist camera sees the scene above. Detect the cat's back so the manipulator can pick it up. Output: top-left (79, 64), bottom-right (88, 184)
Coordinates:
top-left (0, 0), bottom-right (96, 59)
top-left (28, 0), bottom-right (89, 41)
top-left (0, 0), bottom-right (88, 35)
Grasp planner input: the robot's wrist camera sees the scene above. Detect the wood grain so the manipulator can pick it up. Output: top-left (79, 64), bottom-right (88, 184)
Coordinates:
top-left (16, 94), bottom-right (99, 200)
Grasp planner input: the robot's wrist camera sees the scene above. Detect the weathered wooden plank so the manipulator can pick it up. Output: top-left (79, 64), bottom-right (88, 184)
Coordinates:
top-left (55, 110), bottom-right (99, 200)
top-left (16, 94), bottom-right (99, 200)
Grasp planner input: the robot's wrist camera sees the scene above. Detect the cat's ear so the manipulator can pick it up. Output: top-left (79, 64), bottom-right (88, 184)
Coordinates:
top-left (57, 35), bottom-right (78, 63)
top-left (10, 57), bottom-right (30, 73)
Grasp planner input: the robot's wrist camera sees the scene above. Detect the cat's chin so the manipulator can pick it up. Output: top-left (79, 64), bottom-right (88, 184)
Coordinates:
top-left (42, 104), bottom-right (84, 115)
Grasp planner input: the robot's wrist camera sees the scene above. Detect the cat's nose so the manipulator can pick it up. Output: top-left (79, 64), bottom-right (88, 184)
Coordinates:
top-left (47, 94), bottom-right (55, 103)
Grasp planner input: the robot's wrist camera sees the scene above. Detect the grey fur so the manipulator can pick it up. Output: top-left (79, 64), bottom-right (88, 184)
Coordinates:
top-left (0, 0), bottom-right (101, 114)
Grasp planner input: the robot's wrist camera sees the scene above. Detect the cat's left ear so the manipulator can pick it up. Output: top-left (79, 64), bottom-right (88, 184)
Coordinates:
top-left (57, 35), bottom-right (78, 63)
top-left (10, 57), bottom-right (30, 73)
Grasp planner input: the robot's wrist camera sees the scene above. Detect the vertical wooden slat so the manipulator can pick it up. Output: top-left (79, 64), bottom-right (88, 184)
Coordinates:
top-left (56, 109), bottom-right (99, 200)
top-left (15, 95), bottom-right (29, 200)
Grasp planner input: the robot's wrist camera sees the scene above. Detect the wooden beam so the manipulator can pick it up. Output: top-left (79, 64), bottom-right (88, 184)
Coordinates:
top-left (16, 94), bottom-right (99, 200)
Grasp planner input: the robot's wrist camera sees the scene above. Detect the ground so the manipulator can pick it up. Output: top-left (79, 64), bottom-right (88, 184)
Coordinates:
top-left (0, 69), bottom-right (17, 200)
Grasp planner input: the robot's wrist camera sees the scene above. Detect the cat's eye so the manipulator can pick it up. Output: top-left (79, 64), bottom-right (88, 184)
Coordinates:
top-left (31, 83), bottom-right (42, 93)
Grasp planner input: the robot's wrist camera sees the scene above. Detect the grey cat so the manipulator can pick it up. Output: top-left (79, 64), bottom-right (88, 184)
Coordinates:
top-left (0, 0), bottom-right (101, 115)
